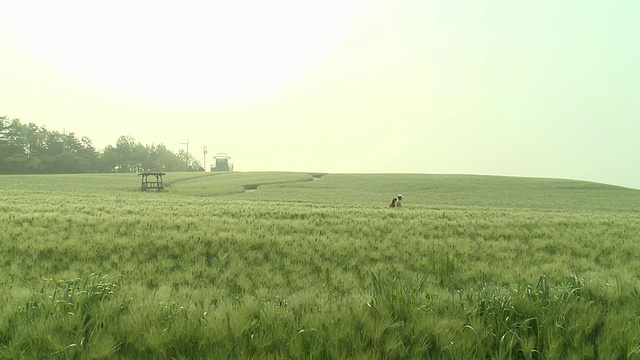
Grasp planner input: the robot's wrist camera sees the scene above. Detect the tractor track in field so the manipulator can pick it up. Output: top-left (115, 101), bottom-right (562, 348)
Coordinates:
top-left (243, 173), bottom-right (326, 193)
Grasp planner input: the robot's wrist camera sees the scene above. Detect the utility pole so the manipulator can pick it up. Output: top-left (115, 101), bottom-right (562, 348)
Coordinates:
top-left (203, 146), bottom-right (208, 172)
top-left (181, 139), bottom-right (189, 171)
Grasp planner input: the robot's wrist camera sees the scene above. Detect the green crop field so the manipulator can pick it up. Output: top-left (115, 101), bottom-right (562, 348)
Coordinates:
top-left (1, 172), bottom-right (640, 359)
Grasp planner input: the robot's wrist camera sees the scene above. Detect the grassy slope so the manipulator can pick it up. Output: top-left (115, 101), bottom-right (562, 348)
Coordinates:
top-left (2, 171), bottom-right (638, 288)
top-left (223, 173), bottom-right (640, 212)
top-left (1, 172), bottom-right (640, 358)
top-left (2, 171), bottom-right (635, 211)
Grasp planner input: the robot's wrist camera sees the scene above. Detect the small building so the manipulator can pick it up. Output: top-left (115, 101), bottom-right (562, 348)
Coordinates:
top-left (211, 153), bottom-right (233, 172)
top-left (138, 172), bottom-right (166, 191)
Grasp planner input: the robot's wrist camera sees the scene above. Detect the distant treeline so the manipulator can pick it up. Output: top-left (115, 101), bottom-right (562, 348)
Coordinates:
top-left (0, 115), bottom-right (202, 174)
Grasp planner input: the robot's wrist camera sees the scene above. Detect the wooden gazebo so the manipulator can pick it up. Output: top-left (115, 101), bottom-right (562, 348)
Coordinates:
top-left (138, 172), bottom-right (166, 191)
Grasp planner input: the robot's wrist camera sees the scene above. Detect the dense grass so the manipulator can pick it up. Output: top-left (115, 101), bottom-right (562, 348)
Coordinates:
top-left (1, 172), bottom-right (640, 358)
top-left (235, 173), bottom-right (640, 211)
top-left (168, 172), bottom-right (313, 196)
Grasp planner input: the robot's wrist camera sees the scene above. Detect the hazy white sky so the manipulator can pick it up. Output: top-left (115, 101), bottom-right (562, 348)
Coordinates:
top-left (1, 1), bottom-right (639, 189)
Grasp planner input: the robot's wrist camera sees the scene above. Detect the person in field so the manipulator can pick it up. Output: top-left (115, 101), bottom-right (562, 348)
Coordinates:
top-left (395, 194), bottom-right (403, 207)
top-left (390, 197), bottom-right (397, 207)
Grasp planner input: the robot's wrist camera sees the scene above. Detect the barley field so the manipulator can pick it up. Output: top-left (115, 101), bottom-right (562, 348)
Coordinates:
top-left (1, 172), bottom-right (640, 359)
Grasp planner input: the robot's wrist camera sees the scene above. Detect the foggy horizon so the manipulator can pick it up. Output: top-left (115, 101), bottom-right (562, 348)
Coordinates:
top-left (1, 1), bottom-right (638, 189)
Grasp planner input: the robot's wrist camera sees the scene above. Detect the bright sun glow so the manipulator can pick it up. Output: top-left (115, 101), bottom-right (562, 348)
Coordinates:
top-left (2, 1), bottom-right (363, 106)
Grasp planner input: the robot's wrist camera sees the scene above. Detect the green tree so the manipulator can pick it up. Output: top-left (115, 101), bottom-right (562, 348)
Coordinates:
top-left (146, 144), bottom-right (184, 172)
top-left (178, 149), bottom-right (202, 172)
top-left (1, 115), bottom-right (195, 174)
top-left (98, 136), bottom-right (190, 173)
top-left (0, 117), bottom-right (99, 174)
top-left (0, 116), bottom-right (11, 172)
top-left (98, 136), bottom-right (139, 172)
top-left (0, 117), bottom-right (29, 173)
